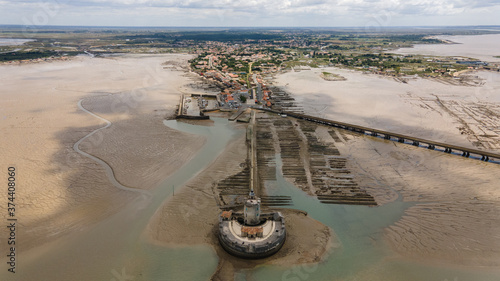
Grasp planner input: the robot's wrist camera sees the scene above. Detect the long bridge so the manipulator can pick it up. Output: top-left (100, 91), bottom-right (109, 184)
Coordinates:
top-left (255, 107), bottom-right (500, 164)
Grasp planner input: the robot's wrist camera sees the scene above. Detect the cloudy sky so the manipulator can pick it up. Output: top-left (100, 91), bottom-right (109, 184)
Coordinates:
top-left (2, 0), bottom-right (500, 27)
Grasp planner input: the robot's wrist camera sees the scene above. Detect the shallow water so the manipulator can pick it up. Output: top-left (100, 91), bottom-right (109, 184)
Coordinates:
top-left (139, 118), bottom-right (242, 281)
top-left (245, 154), bottom-right (500, 281)
top-left (0, 38), bottom-right (35, 46)
top-left (138, 244), bottom-right (219, 281)
top-left (393, 34), bottom-right (500, 62)
top-left (5, 117), bottom-right (240, 281)
top-left (246, 154), bottom-right (414, 280)
top-left (107, 120), bottom-right (500, 281)
top-left (7, 117), bottom-right (499, 281)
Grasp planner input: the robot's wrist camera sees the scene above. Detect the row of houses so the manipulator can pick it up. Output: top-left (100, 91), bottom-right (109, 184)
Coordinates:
top-left (201, 70), bottom-right (251, 108)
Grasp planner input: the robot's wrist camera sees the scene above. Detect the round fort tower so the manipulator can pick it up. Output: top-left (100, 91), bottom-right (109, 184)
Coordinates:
top-left (218, 191), bottom-right (286, 258)
top-left (218, 110), bottom-right (286, 258)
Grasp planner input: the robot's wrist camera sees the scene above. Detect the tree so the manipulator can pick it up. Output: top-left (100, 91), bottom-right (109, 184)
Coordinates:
top-left (239, 95), bottom-right (247, 103)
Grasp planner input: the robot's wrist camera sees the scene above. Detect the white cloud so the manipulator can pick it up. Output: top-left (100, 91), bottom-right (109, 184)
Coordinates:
top-left (1, 0), bottom-right (499, 26)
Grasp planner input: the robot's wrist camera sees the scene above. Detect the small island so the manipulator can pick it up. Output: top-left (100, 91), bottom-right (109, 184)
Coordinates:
top-left (320, 71), bottom-right (347, 81)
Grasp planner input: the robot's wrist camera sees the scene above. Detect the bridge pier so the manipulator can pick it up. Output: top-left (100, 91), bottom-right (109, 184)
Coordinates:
top-left (398, 138), bottom-right (405, 143)
top-left (462, 151), bottom-right (470, 157)
top-left (444, 148), bottom-right (452, 153)
top-left (427, 144), bottom-right (435, 150)
top-left (481, 155), bottom-right (489, 161)
top-left (371, 132), bottom-right (378, 137)
top-left (412, 141), bottom-right (419, 146)
top-left (384, 135), bottom-right (391, 140)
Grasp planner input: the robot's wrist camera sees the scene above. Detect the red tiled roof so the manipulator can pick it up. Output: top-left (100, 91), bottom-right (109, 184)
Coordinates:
top-left (221, 211), bottom-right (232, 219)
top-left (241, 226), bottom-right (263, 235)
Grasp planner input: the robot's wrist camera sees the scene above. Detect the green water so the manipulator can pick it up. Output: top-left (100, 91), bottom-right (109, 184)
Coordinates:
top-left (147, 121), bottom-right (499, 281)
top-left (6, 118), bottom-right (240, 281)
top-left (138, 118), bottom-right (242, 281)
top-left (127, 121), bottom-right (499, 281)
top-left (9, 119), bottom-right (499, 281)
top-left (139, 244), bottom-right (219, 281)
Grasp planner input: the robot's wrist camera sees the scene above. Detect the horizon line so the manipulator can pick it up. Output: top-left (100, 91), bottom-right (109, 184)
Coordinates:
top-left (1, 24), bottom-right (500, 29)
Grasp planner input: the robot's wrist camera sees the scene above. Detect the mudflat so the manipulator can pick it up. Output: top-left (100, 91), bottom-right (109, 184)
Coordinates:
top-left (0, 54), bottom-right (206, 253)
top-left (275, 67), bottom-right (500, 267)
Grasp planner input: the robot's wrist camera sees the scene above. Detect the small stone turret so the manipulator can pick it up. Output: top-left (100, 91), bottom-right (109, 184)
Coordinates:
top-left (244, 191), bottom-right (261, 226)
top-left (218, 190), bottom-right (286, 258)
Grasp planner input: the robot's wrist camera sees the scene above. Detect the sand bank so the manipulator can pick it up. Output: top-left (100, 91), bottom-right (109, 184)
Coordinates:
top-left (275, 67), bottom-right (500, 151)
top-left (0, 54), bottom-right (206, 253)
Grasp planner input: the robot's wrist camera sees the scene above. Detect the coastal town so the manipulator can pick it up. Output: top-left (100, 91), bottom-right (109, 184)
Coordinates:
top-left (176, 35), bottom-right (500, 114)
